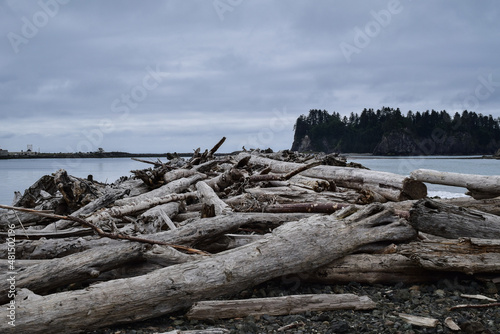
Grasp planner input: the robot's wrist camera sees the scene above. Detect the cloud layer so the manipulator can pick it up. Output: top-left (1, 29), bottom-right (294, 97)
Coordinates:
top-left (1, 0), bottom-right (499, 153)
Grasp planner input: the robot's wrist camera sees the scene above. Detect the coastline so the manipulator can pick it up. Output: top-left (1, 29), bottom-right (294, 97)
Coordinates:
top-left (0, 152), bottom-right (188, 160)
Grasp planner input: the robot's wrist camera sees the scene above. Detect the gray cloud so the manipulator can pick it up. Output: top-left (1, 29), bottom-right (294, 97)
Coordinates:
top-left (1, 0), bottom-right (499, 153)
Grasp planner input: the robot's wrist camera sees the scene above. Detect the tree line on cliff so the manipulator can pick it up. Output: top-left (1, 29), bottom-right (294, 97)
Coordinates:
top-left (291, 107), bottom-right (500, 155)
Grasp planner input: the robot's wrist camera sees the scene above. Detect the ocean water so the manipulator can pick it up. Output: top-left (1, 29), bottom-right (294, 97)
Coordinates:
top-left (0, 157), bottom-right (158, 205)
top-left (0, 156), bottom-right (498, 205)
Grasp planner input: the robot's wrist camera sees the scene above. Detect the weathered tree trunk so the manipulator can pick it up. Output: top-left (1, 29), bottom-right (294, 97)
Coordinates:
top-left (308, 254), bottom-right (441, 284)
top-left (0, 213), bottom-right (311, 259)
top-left (0, 243), bottom-right (147, 304)
top-left (239, 153), bottom-right (427, 201)
top-left (186, 294), bottom-right (376, 319)
top-left (115, 174), bottom-right (205, 206)
top-left (205, 168), bottom-right (244, 192)
top-left (441, 197), bottom-right (500, 216)
top-left (398, 238), bottom-right (500, 274)
top-left (410, 169), bottom-right (500, 199)
top-left (3, 205), bottom-right (416, 334)
top-left (410, 199), bottom-right (500, 239)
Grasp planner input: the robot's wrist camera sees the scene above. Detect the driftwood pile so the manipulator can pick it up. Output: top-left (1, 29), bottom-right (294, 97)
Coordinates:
top-left (1, 137), bottom-right (500, 333)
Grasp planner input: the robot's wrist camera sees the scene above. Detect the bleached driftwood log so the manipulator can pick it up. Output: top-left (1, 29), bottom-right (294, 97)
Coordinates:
top-left (2, 205), bottom-right (416, 334)
top-left (163, 168), bottom-right (199, 184)
top-left (410, 199), bottom-right (500, 239)
top-left (239, 153), bottom-right (427, 201)
top-left (137, 202), bottom-right (180, 233)
top-left (287, 174), bottom-right (335, 192)
top-left (115, 174), bottom-right (205, 206)
top-left (410, 169), bottom-right (500, 199)
top-left (204, 168), bottom-right (244, 192)
top-left (186, 294), bottom-right (376, 319)
top-left (196, 181), bottom-right (232, 215)
top-left (41, 187), bottom-right (131, 232)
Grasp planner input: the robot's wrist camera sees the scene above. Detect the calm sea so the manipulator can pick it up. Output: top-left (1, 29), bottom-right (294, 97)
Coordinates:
top-left (0, 157), bottom-right (153, 205)
top-left (0, 156), bottom-right (498, 205)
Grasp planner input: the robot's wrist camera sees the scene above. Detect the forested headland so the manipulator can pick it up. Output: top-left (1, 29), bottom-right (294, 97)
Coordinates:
top-left (291, 107), bottom-right (500, 155)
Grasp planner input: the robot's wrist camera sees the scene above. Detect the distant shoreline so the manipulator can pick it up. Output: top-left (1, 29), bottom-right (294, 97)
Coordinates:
top-left (0, 152), bottom-right (193, 160)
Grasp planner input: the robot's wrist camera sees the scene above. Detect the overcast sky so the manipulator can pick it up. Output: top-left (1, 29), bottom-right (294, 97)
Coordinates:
top-left (1, 1), bottom-right (499, 153)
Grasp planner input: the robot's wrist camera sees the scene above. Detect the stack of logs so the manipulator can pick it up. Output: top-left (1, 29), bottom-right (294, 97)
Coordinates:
top-left (1, 137), bottom-right (500, 334)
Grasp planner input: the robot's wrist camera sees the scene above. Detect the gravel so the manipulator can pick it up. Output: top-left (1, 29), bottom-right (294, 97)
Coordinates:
top-left (87, 274), bottom-right (499, 334)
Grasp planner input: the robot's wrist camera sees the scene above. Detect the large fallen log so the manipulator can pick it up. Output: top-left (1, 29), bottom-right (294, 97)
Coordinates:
top-left (410, 199), bottom-right (500, 239)
top-left (3, 205), bottom-right (416, 334)
top-left (239, 153), bottom-right (427, 201)
top-left (410, 169), bottom-right (500, 199)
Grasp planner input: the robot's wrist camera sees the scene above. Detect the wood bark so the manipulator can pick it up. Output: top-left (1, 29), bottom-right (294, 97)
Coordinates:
top-left (163, 168), bottom-right (200, 184)
top-left (397, 238), bottom-right (500, 274)
top-left (441, 197), bottom-right (500, 216)
top-left (186, 294), bottom-right (376, 319)
top-left (308, 253), bottom-right (440, 284)
top-left (41, 187), bottom-right (131, 232)
top-left (258, 202), bottom-right (351, 214)
top-left (137, 202), bottom-right (180, 233)
top-left (410, 199), bottom-right (500, 239)
top-left (80, 192), bottom-right (196, 231)
top-left (239, 186), bottom-right (368, 205)
top-left (411, 169), bottom-right (500, 199)
top-left (0, 213), bottom-right (311, 259)
top-left (115, 174), bottom-right (205, 206)
top-left (204, 168), bottom-right (244, 192)
top-left (2, 205), bottom-right (416, 334)
top-left (196, 181), bottom-right (232, 215)
top-left (0, 243), bottom-right (147, 304)
top-left (288, 174), bottom-right (335, 192)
